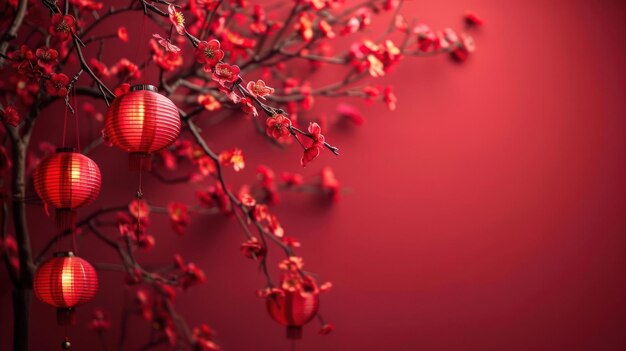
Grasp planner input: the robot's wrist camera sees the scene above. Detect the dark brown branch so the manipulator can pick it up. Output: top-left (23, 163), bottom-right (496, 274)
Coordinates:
top-left (0, 0), bottom-right (28, 59)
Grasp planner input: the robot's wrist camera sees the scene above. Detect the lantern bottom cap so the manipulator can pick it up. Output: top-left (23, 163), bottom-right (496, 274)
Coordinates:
top-left (57, 308), bottom-right (76, 326)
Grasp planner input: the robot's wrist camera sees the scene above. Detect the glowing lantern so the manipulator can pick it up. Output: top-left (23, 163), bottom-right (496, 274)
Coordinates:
top-left (34, 252), bottom-right (99, 325)
top-left (33, 148), bottom-right (101, 228)
top-left (267, 286), bottom-right (320, 339)
top-left (104, 84), bottom-right (181, 170)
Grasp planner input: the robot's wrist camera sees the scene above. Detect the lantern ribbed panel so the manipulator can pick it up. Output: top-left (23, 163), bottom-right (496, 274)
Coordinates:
top-left (267, 290), bottom-right (319, 338)
top-left (104, 89), bottom-right (181, 154)
top-left (34, 254), bottom-right (98, 308)
top-left (33, 151), bottom-right (101, 210)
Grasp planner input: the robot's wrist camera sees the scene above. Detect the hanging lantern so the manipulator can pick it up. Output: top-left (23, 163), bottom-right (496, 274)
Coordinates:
top-left (33, 148), bottom-right (102, 229)
top-left (267, 284), bottom-right (320, 339)
top-left (34, 251), bottom-right (99, 325)
top-left (104, 84), bottom-right (181, 170)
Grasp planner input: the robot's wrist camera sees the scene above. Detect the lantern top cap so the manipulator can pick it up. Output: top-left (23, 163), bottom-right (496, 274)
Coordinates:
top-left (53, 251), bottom-right (76, 258)
top-left (56, 147), bottom-right (76, 153)
top-left (130, 84), bottom-right (158, 92)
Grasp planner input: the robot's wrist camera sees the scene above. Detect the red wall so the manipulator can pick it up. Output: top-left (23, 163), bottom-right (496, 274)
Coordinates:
top-left (2, 0), bottom-right (626, 350)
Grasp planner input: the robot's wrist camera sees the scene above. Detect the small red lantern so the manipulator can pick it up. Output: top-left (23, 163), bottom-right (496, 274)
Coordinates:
top-left (104, 84), bottom-right (181, 170)
top-left (267, 285), bottom-right (320, 339)
top-left (33, 148), bottom-right (102, 228)
top-left (34, 252), bottom-right (99, 325)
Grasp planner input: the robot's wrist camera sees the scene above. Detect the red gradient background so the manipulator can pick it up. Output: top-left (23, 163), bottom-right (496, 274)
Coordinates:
top-left (2, 0), bottom-right (626, 350)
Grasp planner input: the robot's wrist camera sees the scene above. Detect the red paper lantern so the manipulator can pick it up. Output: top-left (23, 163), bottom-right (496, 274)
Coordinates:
top-left (104, 84), bottom-right (181, 170)
top-left (34, 252), bottom-right (99, 325)
top-left (267, 288), bottom-right (320, 339)
top-left (33, 148), bottom-right (101, 228)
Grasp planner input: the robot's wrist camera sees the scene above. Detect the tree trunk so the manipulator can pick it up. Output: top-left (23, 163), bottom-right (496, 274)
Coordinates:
top-left (12, 287), bottom-right (31, 351)
top-left (11, 141), bottom-right (34, 351)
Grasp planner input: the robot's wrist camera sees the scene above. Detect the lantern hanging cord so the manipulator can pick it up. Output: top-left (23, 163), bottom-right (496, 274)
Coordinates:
top-left (132, 14), bottom-right (146, 85)
top-left (72, 86), bottom-right (81, 152)
top-left (143, 15), bottom-right (150, 75)
top-left (61, 93), bottom-right (69, 148)
top-left (135, 167), bottom-right (144, 240)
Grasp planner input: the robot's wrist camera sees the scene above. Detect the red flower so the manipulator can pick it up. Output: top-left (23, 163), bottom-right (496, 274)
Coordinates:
top-left (280, 172), bottom-right (303, 187)
top-left (1, 105), bottom-right (21, 127)
top-left (300, 122), bottom-right (325, 167)
top-left (194, 39), bottom-right (224, 71)
top-left (220, 29), bottom-right (256, 61)
top-left (219, 148), bottom-right (245, 172)
top-left (337, 103), bottom-right (364, 125)
top-left (278, 256), bottom-right (304, 272)
top-left (83, 102), bottom-right (103, 122)
top-left (49, 14), bottom-right (76, 41)
top-left (300, 81), bottom-right (314, 110)
top-left (295, 13), bottom-right (314, 42)
top-left (1, 236), bottom-right (19, 275)
top-left (114, 83), bottom-right (130, 96)
top-left (250, 5), bottom-right (268, 34)
top-left (318, 19), bottom-right (335, 38)
top-left (308, 122), bottom-right (325, 147)
top-left (414, 24), bottom-right (437, 52)
top-left (384, 86), bottom-right (397, 111)
top-left (451, 34), bottom-right (475, 62)
top-left (321, 166), bottom-right (340, 202)
top-left (239, 97), bottom-right (258, 117)
top-left (137, 233), bottom-right (155, 249)
top-left (319, 281), bottom-right (333, 292)
top-left (168, 4), bottom-right (186, 35)
top-left (196, 182), bottom-right (231, 214)
top-left (134, 289), bottom-right (153, 321)
top-left (87, 308), bottom-right (112, 332)
top-left (257, 165), bottom-right (279, 205)
top-left (192, 324), bottom-right (220, 351)
top-left (319, 323), bottom-right (335, 336)
top-left (8, 45), bottom-right (34, 74)
top-left (45, 73), bottom-right (70, 97)
top-left (197, 93), bottom-right (221, 111)
top-left (195, 155), bottom-right (216, 177)
top-left (240, 237), bottom-right (265, 260)
top-left (168, 202), bottom-right (189, 235)
top-left (90, 58), bottom-right (110, 78)
top-left (153, 50), bottom-right (183, 71)
top-left (266, 114), bottom-right (292, 140)
top-left (246, 80), bottom-right (274, 99)
top-left (129, 199), bottom-right (150, 219)
top-left (281, 236), bottom-right (301, 248)
top-left (179, 262), bottom-right (205, 289)
top-left (238, 189), bottom-right (256, 208)
top-left (152, 34), bottom-right (181, 53)
top-left (117, 26), bottom-right (128, 42)
top-left (301, 146), bottom-right (320, 167)
top-left (110, 58), bottom-right (140, 80)
top-left (465, 11), bottom-right (484, 26)
top-left (303, 0), bottom-right (329, 10)
top-left (211, 62), bottom-right (240, 86)
top-left (35, 46), bottom-right (58, 72)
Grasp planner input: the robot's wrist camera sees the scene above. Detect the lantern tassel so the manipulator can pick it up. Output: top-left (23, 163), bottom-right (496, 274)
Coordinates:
top-left (57, 308), bottom-right (76, 326)
top-left (286, 326), bottom-right (303, 340)
top-left (129, 152), bottom-right (152, 171)
top-left (55, 209), bottom-right (77, 231)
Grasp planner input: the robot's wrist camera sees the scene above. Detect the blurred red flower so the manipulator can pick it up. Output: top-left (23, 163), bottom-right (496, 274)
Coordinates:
top-left (117, 26), bottom-right (128, 42)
